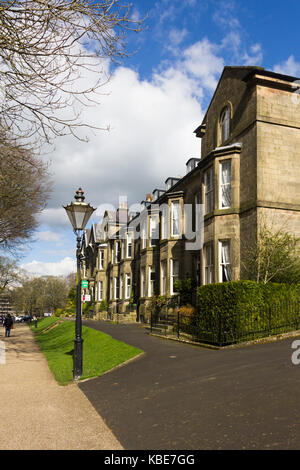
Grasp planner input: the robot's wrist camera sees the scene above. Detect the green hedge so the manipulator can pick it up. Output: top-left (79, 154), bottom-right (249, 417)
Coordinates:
top-left (195, 281), bottom-right (300, 344)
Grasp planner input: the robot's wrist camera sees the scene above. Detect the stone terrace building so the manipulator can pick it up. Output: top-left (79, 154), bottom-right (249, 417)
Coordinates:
top-left (82, 65), bottom-right (300, 322)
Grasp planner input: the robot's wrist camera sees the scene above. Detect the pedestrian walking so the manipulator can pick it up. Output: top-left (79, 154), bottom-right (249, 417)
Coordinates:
top-left (3, 313), bottom-right (13, 337)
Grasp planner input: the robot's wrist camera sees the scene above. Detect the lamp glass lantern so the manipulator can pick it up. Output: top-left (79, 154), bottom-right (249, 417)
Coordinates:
top-left (63, 188), bottom-right (96, 232)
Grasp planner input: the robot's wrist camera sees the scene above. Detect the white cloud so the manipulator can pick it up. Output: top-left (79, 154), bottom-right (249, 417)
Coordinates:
top-left (37, 208), bottom-right (72, 230)
top-left (168, 28), bottom-right (188, 48)
top-left (36, 231), bottom-right (61, 243)
top-left (274, 55), bottom-right (300, 77)
top-left (182, 39), bottom-right (224, 90)
top-left (33, 29), bottom-right (266, 242)
top-left (20, 257), bottom-right (76, 277)
top-left (242, 43), bottom-right (263, 66)
top-left (44, 59), bottom-right (205, 217)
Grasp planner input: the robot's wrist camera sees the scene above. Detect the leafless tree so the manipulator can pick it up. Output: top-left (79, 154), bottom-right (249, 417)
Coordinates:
top-left (0, 0), bottom-right (144, 148)
top-left (242, 215), bottom-right (300, 284)
top-left (0, 130), bottom-right (51, 250)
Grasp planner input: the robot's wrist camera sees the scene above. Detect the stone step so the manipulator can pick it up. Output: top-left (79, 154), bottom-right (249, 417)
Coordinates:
top-left (149, 323), bottom-right (175, 333)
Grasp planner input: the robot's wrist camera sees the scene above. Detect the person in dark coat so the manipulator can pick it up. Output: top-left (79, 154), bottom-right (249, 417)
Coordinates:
top-left (4, 313), bottom-right (13, 337)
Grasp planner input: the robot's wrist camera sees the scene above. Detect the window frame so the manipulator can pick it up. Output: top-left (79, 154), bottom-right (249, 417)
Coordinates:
top-left (114, 276), bottom-right (119, 300)
top-left (126, 233), bottom-right (132, 258)
top-left (160, 260), bottom-right (167, 295)
top-left (171, 200), bottom-right (181, 237)
top-left (219, 160), bottom-right (232, 209)
top-left (98, 281), bottom-right (103, 301)
top-left (148, 266), bottom-right (155, 297)
top-left (99, 250), bottom-right (104, 270)
top-left (204, 167), bottom-right (214, 215)
top-left (204, 243), bottom-right (214, 285)
top-left (125, 274), bottom-right (131, 299)
top-left (141, 267), bottom-right (146, 298)
top-left (219, 106), bottom-right (230, 145)
top-left (170, 259), bottom-right (179, 296)
top-left (219, 240), bottom-right (232, 283)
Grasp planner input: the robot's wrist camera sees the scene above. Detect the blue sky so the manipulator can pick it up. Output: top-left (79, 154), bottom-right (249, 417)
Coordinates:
top-left (16, 0), bottom-right (300, 276)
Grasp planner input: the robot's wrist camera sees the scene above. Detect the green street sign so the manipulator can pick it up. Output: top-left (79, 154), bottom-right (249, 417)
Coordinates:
top-left (81, 280), bottom-right (88, 288)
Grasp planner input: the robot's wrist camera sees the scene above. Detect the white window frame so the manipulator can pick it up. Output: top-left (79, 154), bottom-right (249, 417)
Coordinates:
top-left (111, 245), bottom-right (114, 264)
top-left (204, 167), bottom-right (214, 215)
top-left (125, 274), bottom-right (131, 299)
top-left (127, 233), bottom-right (132, 258)
top-left (219, 240), bottom-right (232, 282)
top-left (161, 260), bottom-right (167, 295)
top-left (141, 267), bottom-right (146, 298)
top-left (149, 215), bottom-right (159, 247)
top-left (171, 200), bottom-right (181, 237)
top-left (110, 278), bottom-right (113, 299)
top-left (120, 276), bottom-right (123, 300)
top-left (141, 217), bottom-right (147, 249)
top-left (170, 259), bottom-right (179, 296)
top-left (115, 241), bottom-right (121, 264)
top-left (195, 192), bottom-right (202, 232)
top-left (204, 243), bottom-right (214, 285)
top-left (114, 276), bottom-right (119, 300)
top-left (219, 160), bottom-right (232, 209)
top-left (161, 204), bottom-right (169, 240)
top-left (148, 266), bottom-right (155, 297)
top-left (98, 281), bottom-right (103, 301)
top-left (99, 250), bottom-right (104, 270)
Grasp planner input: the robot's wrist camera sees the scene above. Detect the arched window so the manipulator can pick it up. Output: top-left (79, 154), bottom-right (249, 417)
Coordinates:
top-left (219, 106), bottom-right (230, 145)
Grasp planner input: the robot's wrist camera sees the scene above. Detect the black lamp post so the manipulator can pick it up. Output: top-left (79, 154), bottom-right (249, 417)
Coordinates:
top-left (63, 188), bottom-right (96, 380)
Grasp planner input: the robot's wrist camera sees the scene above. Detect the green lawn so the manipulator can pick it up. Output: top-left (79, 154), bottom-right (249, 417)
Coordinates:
top-left (30, 318), bottom-right (143, 385)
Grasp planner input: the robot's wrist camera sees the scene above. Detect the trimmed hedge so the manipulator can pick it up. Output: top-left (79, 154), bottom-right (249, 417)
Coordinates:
top-left (195, 281), bottom-right (300, 344)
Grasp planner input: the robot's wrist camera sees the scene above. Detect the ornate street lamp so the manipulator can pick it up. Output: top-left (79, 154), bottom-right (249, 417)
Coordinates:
top-left (63, 188), bottom-right (96, 380)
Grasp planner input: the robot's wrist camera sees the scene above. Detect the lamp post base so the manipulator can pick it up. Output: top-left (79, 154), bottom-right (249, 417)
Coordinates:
top-left (73, 337), bottom-right (83, 380)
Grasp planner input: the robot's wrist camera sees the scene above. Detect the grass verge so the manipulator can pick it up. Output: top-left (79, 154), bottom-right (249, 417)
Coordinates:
top-left (30, 318), bottom-right (143, 385)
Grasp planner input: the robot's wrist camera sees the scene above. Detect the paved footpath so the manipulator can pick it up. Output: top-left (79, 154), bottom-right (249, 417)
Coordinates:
top-left (0, 323), bottom-right (122, 450)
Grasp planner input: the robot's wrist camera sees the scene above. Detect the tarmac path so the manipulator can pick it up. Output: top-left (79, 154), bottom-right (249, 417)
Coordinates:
top-left (0, 322), bottom-right (123, 450)
top-left (79, 320), bottom-right (300, 450)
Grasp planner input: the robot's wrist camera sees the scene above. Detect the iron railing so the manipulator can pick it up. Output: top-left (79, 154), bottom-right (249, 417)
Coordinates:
top-left (150, 300), bottom-right (300, 346)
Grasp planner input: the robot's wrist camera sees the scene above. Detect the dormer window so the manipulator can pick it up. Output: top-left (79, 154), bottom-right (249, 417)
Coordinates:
top-left (219, 106), bottom-right (230, 145)
top-left (152, 189), bottom-right (165, 201)
top-left (186, 158), bottom-right (201, 174)
top-left (165, 177), bottom-right (180, 191)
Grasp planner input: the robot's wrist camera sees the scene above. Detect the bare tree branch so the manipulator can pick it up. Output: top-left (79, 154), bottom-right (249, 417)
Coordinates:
top-left (0, 0), bottom-right (145, 147)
